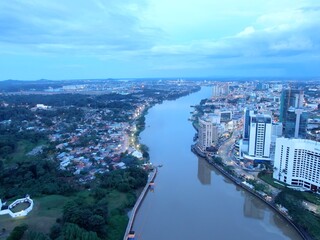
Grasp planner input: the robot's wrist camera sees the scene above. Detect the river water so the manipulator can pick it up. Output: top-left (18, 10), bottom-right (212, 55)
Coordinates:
top-left (132, 87), bottom-right (302, 240)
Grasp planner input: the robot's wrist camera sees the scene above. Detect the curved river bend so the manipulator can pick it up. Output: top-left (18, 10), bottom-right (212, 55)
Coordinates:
top-left (133, 87), bottom-right (302, 240)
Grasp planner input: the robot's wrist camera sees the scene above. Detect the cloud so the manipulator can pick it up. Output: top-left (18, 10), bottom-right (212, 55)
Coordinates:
top-left (2, 1), bottom-right (319, 59)
top-left (237, 26), bottom-right (256, 37)
top-left (149, 5), bottom-right (320, 60)
top-left (0, 0), bottom-right (160, 56)
top-left (0, 0), bottom-right (319, 78)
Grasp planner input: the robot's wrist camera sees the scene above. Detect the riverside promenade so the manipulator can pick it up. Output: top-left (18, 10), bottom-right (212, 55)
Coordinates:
top-left (123, 168), bottom-right (158, 240)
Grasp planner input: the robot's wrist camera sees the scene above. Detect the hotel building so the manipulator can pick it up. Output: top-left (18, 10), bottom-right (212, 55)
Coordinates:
top-left (273, 138), bottom-right (320, 192)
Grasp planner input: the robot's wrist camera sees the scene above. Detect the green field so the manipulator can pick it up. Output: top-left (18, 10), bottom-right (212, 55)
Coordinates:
top-left (10, 202), bottom-right (30, 213)
top-left (5, 140), bottom-right (47, 164)
top-left (258, 172), bottom-right (286, 189)
top-left (106, 190), bottom-right (132, 240)
top-left (0, 189), bottom-right (137, 239)
top-left (0, 195), bottom-right (68, 239)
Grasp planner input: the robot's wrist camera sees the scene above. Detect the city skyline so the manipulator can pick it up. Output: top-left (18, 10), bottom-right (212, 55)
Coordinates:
top-left (1, 0), bottom-right (320, 80)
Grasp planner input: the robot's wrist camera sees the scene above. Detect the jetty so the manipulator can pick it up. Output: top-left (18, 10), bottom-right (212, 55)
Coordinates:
top-left (123, 167), bottom-right (158, 240)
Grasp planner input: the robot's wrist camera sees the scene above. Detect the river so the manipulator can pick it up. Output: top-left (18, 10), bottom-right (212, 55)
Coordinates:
top-left (132, 87), bottom-right (302, 240)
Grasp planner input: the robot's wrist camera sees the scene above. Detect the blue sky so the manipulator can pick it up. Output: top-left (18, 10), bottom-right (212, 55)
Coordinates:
top-left (0, 0), bottom-right (319, 80)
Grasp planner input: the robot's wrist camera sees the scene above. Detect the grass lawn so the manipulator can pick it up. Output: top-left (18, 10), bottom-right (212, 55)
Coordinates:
top-left (75, 190), bottom-right (96, 205)
top-left (10, 202), bottom-right (30, 213)
top-left (260, 174), bottom-right (320, 204)
top-left (105, 190), bottom-right (130, 240)
top-left (107, 190), bottom-right (128, 214)
top-left (258, 173), bottom-right (286, 189)
top-left (0, 195), bottom-right (69, 239)
top-left (6, 140), bottom-right (47, 164)
top-left (293, 191), bottom-right (320, 205)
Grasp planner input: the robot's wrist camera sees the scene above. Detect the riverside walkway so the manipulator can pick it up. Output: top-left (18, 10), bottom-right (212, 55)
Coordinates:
top-left (123, 167), bottom-right (158, 240)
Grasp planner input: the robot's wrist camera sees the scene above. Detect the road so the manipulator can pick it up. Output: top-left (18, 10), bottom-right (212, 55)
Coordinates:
top-left (218, 130), bottom-right (255, 180)
top-left (218, 129), bottom-right (281, 199)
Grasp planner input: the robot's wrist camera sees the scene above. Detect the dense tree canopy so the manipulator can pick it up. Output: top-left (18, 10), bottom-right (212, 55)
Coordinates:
top-left (63, 200), bottom-right (107, 238)
top-left (100, 167), bottom-right (148, 192)
top-left (0, 157), bottom-right (77, 199)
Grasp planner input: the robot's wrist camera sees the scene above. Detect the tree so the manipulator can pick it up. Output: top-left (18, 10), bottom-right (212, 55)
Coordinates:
top-left (0, 160), bottom-right (3, 171)
top-left (214, 157), bottom-right (223, 166)
top-left (62, 200), bottom-right (107, 238)
top-left (7, 224), bottom-right (28, 240)
top-left (27, 231), bottom-right (50, 240)
top-left (91, 188), bottom-right (107, 201)
top-left (50, 224), bottom-right (62, 240)
top-left (63, 223), bottom-right (100, 240)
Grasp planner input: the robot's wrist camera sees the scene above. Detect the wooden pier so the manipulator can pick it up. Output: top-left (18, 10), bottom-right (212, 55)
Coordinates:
top-left (123, 167), bottom-right (158, 240)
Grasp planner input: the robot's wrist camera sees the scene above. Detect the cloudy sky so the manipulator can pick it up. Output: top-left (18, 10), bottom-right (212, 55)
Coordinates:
top-left (0, 0), bottom-right (319, 80)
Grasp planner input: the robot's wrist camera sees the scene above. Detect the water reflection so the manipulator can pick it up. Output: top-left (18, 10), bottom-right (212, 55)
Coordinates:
top-left (243, 193), bottom-right (265, 219)
top-left (197, 156), bottom-right (302, 239)
top-left (197, 157), bottom-right (212, 185)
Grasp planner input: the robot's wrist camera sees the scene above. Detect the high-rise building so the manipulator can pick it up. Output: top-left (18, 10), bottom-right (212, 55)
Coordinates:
top-left (248, 114), bottom-right (272, 158)
top-left (212, 124), bottom-right (219, 146)
top-left (280, 88), bottom-right (308, 138)
top-left (283, 107), bottom-right (308, 138)
top-left (243, 108), bottom-right (255, 140)
top-left (212, 84), bottom-right (229, 97)
top-left (240, 112), bottom-right (272, 162)
top-left (273, 138), bottom-right (320, 192)
top-left (280, 89), bottom-right (304, 122)
top-left (198, 118), bottom-right (213, 151)
top-left (212, 85), bottom-right (220, 97)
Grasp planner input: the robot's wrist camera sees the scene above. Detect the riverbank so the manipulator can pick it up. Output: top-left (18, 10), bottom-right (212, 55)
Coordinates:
top-left (191, 144), bottom-right (309, 240)
top-left (123, 167), bottom-right (158, 240)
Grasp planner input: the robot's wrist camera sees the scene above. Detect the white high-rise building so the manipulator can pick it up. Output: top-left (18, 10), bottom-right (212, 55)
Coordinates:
top-left (273, 138), bottom-right (320, 191)
top-left (248, 114), bottom-right (272, 158)
top-left (212, 84), bottom-right (229, 97)
top-left (198, 118), bottom-right (213, 151)
top-left (212, 85), bottom-right (220, 97)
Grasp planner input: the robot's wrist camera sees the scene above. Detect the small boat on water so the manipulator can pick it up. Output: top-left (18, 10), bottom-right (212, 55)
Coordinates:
top-left (128, 230), bottom-right (135, 239)
top-left (158, 164), bottom-right (163, 168)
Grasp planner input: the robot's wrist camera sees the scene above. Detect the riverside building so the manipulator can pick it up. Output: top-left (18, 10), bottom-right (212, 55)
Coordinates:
top-left (198, 118), bottom-right (213, 152)
top-left (247, 114), bottom-right (272, 161)
top-left (273, 138), bottom-right (320, 192)
top-left (197, 117), bottom-right (219, 152)
top-left (239, 111), bottom-right (272, 163)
